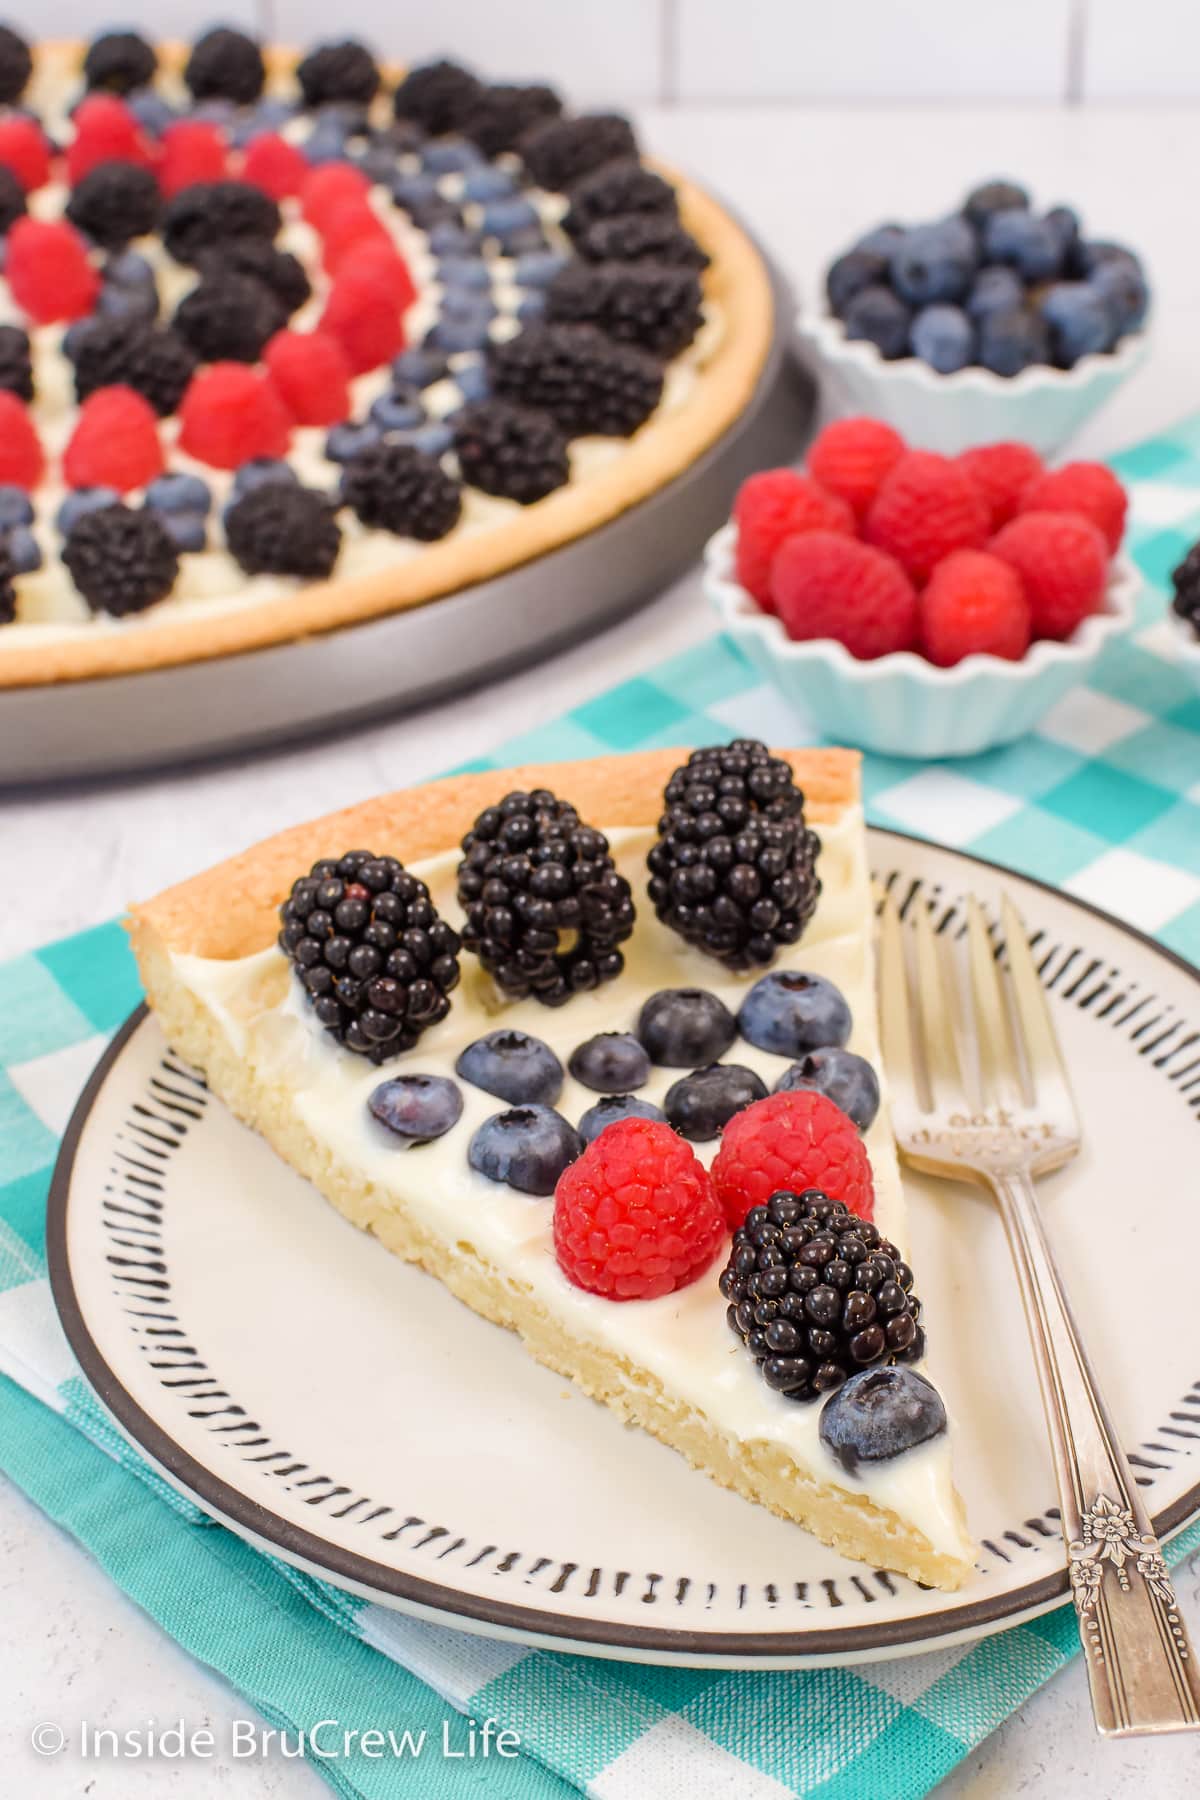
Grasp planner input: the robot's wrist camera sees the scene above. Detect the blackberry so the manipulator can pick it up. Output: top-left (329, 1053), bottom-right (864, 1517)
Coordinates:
top-left (225, 481), bottom-right (341, 579)
top-left (452, 399), bottom-right (569, 505)
top-left (460, 82), bottom-right (561, 158)
top-left (0, 324), bottom-right (32, 402)
top-left (456, 789), bottom-right (636, 1006)
top-left (197, 237), bottom-right (311, 316)
top-left (65, 159), bottom-right (161, 249)
top-left (279, 852), bottom-right (461, 1063)
top-left (576, 213), bottom-right (708, 271)
top-left (83, 29), bottom-right (157, 94)
top-left (0, 164), bottom-right (23, 236)
top-left (519, 114), bottom-right (637, 193)
top-left (392, 59), bottom-right (481, 137)
top-left (162, 181), bottom-right (280, 265)
top-left (61, 503), bottom-right (179, 617)
top-left (173, 271), bottom-right (286, 364)
top-left (0, 24), bottom-right (31, 105)
top-left (1170, 541), bottom-right (1200, 638)
top-left (342, 443), bottom-right (463, 541)
top-left (647, 741), bottom-right (821, 971)
top-left (184, 27), bottom-right (266, 105)
top-left (720, 1189), bottom-right (925, 1402)
top-left (297, 40), bottom-right (381, 109)
top-left (489, 322), bottom-right (663, 438)
top-left (71, 319), bottom-right (195, 416)
top-left (0, 540), bottom-right (15, 623)
top-left (547, 260), bottom-right (703, 359)
top-left (562, 160), bottom-right (677, 240)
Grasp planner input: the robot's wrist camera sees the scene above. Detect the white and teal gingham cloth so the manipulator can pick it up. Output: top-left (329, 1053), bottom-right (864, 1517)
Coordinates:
top-left (4, 416), bottom-right (1200, 1800)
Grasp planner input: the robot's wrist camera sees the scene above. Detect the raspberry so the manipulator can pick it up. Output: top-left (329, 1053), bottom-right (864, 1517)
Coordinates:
top-left (865, 450), bottom-right (990, 584)
top-left (711, 1091), bottom-right (875, 1232)
top-left (6, 218), bottom-right (100, 324)
top-left (321, 197), bottom-right (391, 275)
top-left (553, 1117), bottom-right (727, 1301)
top-left (769, 531), bottom-right (918, 659)
top-left (321, 270), bottom-right (405, 374)
top-left (1018, 460), bottom-right (1127, 553)
top-left (0, 391), bottom-right (43, 488)
top-left (300, 161), bottom-right (370, 233)
top-left (63, 386), bottom-right (164, 492)
top-left (158, 119), bottom-right (227, 199)
top-left (336, 240), bottom-right (416, 311)
top-left (0, 115), bottom-right (51, 192)
top-left (178, 362), bottom-right (292, 469)
top-left (957, 441), bottom-right (1044, 530)
top-left (989, 511), bottom-right (1109, 639)
top-left (240, 131), bottom-right (308, 201)
top-left (264, 329), bottom-right (352, 426)
top-left (806, 417), bottom-right (905, 520)
top-left (732, 469), bottom-right (854, 609)
top-left (919, 549), bottom-right (1032, 665)
top-left (67, 95), bottom-right (154, 183)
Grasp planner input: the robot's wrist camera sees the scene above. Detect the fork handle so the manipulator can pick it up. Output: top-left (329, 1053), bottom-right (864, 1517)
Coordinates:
top-left (992, 1168), bottom-right (1200, 1737)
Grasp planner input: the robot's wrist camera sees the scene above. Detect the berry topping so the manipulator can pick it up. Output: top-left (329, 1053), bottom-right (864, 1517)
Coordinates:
top-left (712, 1091), bottom-right (875, 1230)
top-left (553, 1117), bottom-right (726, 1299)
top-left (300, 161), bottom-right (370, 232)
top-left (178, 363), bottom-right (293, 469)
top-left (520, 114), bottom-right (637, 192)
top-left (575, 213), bottom-right (707, 270)
top-left (456, 1029), bottom-right (564, 1107)
top-left (865, 450), bottom-right (990, 584)
top-left (279, 851), bottom-right (461, 1063)
top-left (769, 532), bottom-right (919, 659)
top-left (919, 548), bottom-right (1032, 666)
top-left (198, 237), bottom-right (311, 317)
top-left (636, 988), bottom-right (737, 1067)
top-left (469, 1104), bottom-right (581, 1196)
top-left (989, 511), bottom-right (1108, 640)
top-left (737, 971), bottom-right (852, 1057)
top-left (0, 116), bottom-right (49, 192)
top-left (720, 1190), bottom-right (921, 1400)
top-left (340, 442), bottom-right (462, 540)
top-left (264, 329), bottom-right (352, 426)
top-left (646, 741), bottom-right (821, 971)
top-left (6, 218), bottom-right (100, 324)
top-left (577, 1094), bottom-right (666, 1143)
top-left (184, 27), bottom-right (266, 105)
top-left (776, 1048), bottom-right (881, 1134)
top-left (664, 1062), bottom-right (768, 1141)
top-left (146, 471), bottom-right (212, 517)
top-left (224, 480), bottom-right (341, 579)
top-left (1172, 543), bottom-right (1200, 638)
top-left (368, 1074), bottom-right (463, 1144)
top-left (71, 319), bottom-right (195, 417)
top-left (803, 417), bottom-right (905, 522)
top-left (819, 1365), bottom-right (946, 1473)
top-left (457, 789), bottom-right (636, 1005)
top-left (546, 259), bottom-right (703, 359)
top-left (57, 486), bottom-right (119, 537)
top-left (956, 441), bottom-right (1044, 530)
top-left (64, 386), bottom-right (164, 493)
top-left (320, 267), bottom-right (406, 373)
top-left (61, 502), bottom-right (178, 616)
top-left (0, 325), bottom-right (33, 402)
top-left (84, 29), bottom-right (157, 95)
top-left (157, 119), bottom-right (229, 199)
top-left (298, 40), bottom-right (381, 108)
top-left (568, 1032), bottom-right (651, 1094)
top-left (452, 399), bottom-right (569, 505)
top-left (0, 391), bottom-right (42, 489)
top-left (460, 83), bottom-right (562, 157)
top-left (489, 321), bottom-right (663, 438)
top-left (0, 163), bottom-right (24, 234)
top-left (65, 159), bottom-right (161, 249)
top-left (732, 469), bottom-right (855, 609)
top-left (241, 131), bottom-right (309, 201)
top-left (563, 161), bottom-right (677, 239)
top-left (0, 24), bottom-right (31, 106)
top-left (162, 181), bottom-right (281, 265)
top-left (174, 270), bottom-right (287, 364)
top-left (0, 542), bottom-right (15, 624)
top-left (67, 96), bottom-right (155, 183)
top-left (1018, 460), bottom-right (1127, 554)
top-left (392, 59), bottom-right (482, 137)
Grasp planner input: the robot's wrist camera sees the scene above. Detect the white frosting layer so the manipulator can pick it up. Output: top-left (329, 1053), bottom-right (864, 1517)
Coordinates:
top-left (167, 813), bottom-right (971, 1565)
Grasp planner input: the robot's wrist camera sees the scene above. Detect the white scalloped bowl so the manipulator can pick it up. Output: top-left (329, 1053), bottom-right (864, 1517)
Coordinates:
top-left (704, 522), bottom-right (1140, 760)
top-left (795, 311), bottom-right (1149, 458)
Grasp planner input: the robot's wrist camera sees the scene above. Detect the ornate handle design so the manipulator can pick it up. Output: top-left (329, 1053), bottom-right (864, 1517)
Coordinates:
top-left (993, 1168), bottom-right (1200, 1736)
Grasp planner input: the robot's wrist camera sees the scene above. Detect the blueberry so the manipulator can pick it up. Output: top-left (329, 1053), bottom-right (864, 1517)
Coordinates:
top-left (6, 525), bottom-right (41, 572)
top-left (369, 1073), bottom-right (463, 1143)
top-left (819, 1366), bottom-right (947, 1475)
top-left (982, 208), bottom-right (1062, 283)
top-left (96, 282), bottom-right (158, 325)
top-left (391, 347), bottom-right (451, 390)
top-left (637, 988), bottom-right (737, 1067)
top-left (1071, 238), bottom-right (1141, 279)
top-left (664, 1063), bottom-right (767, 1141)
top-left (403, 421), bottom-right (454, 457)
top-left (189, 98), bottom-right (236, 128)
top-left (978, 305), bottom-right (1049, 377)
top-left (854, 223), bottom-right (906, 260)
top-left (962, 178), bottom-right (1030, 230)
top-left (354, 143), bottom-right (402, 185)
top-left (964, 264), bottom-right (1024, 322)
top-left (0, 484), bottom-right (33, 527)
top-left (568, 1032), bottom-right (651, 1094)
top-left (456, 1029), bottom-right (564, 1106)
top-left (61, 319), bottom-right (95, 362)
top-left (843, 284), bottom-right (912, 360)
top-left (426, 310), bottom-right (493, 353)
top-left (325, 421), bottom-right (384, 463)
top-left (422, 137), bottom-right (481, 174)
top-left (438, 256), bottom-right (492, 291)
top-left (737, 971), bottom-right (852, 1057)
top-left (463, 165), bottom-right (516, 203)
top-left (304, 122), bottom-right (351, 166)
top-left (57, 487), bottom-right (119, 535)
top-left (390, 171), bottom-right (440, 212)
top-left (825, 249), bottom-right (888, 320)
top-left (578, 1094), bottom-right (666, 1144)
top-left (890, 219), bottom-right (978, 306)
top-left (468, 1105), bottom-right (581, 1195)
top-left (126, 87), bottom-right (177, 138)
top-left (1043, 204), bottom-right (1080, 260)
top-left (1089, 259), bottom-right (1149, 337)
top-left (369, 391), bottom-right (425, 433)
top-left (145, 472), bottom-right (213, 516)
top-left (105, 249), bottom-right (155, 290)
top-left (232, 458), bottom-right (297, 499)
top-left (452, 358), bottom-right (491, 403)
top-left (159, 512), bottom-right (207, 553)
top-left (427, 221), bottom-right (483, 258)
top-left (515, 250), bottom-right (568, 289)
top-left (910, 303), bottom-right (975, 374)
top-left (517, 292), bottom-right (546, 323)
top-left (1039, 282), bottom-right (1114, 367)
top-left (775, 1047), bottom-right (880, 1132)
top-left (499, 225), bottom-right (549, 258)
top-left (230, 97), bottom-right (296, 148)
top-left (481, 196), bottom-right (540, 242)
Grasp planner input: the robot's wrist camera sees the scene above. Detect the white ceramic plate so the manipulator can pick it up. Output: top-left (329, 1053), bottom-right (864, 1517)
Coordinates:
top-left (47, 830), bottom-right (1200, 1668)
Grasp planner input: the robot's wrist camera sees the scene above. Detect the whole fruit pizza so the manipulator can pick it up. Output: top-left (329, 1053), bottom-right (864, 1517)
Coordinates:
top-left (0, 25), bottom-right (772, 686)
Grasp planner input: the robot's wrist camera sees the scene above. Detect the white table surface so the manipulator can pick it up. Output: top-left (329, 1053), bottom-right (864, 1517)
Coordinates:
top-left (4, 100), bottom-right (1200, 1799)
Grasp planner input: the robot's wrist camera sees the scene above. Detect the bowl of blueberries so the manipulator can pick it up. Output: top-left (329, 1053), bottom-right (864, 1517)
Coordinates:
top-left (797, 177), bottom-right (1149, 457)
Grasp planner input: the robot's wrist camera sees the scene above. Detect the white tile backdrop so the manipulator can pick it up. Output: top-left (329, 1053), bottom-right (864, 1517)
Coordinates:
top-left (6, 0), bottom-right (1198, 102)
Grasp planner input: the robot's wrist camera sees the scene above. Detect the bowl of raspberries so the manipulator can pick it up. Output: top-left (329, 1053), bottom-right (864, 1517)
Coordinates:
top-left (798, 178), bottom-right (1149, 457)
top-left (705, 417), bottom-right (1138, 759)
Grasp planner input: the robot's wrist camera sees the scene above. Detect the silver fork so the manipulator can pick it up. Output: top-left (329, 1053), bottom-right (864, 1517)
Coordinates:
top-left (878, 888), bottom-right (1200, 1738)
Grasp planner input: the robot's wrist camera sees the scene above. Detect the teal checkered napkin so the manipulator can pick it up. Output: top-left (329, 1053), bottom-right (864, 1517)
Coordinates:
top-left (2, 422), bottom-right (1200, 1800)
